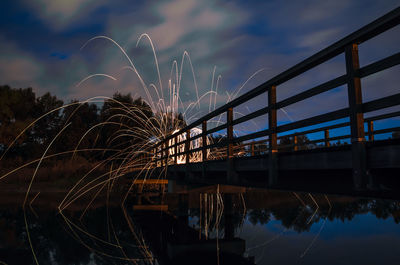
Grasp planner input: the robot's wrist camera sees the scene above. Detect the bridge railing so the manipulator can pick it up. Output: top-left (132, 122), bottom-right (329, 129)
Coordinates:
top-left (152, 7), bottom-right (400, 179)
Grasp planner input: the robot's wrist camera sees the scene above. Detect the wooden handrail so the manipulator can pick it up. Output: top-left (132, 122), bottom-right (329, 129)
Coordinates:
top-left (151, 7), bottom-right (400, 167)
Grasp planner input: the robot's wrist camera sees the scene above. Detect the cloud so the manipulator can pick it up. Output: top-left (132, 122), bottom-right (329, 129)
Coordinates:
top-left (23, 0), bottom-right (105, 31)
top-left (297, 28), bottom-right (343, 50)
top-left (0, 36), bottom-right (43, 90)
top-left (79, 0), bottom-right (250, 116)
top-left (297, 0), bottom-right (350, 23)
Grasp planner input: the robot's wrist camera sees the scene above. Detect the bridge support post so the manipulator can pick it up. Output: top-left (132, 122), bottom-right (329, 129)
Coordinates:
top-left (227, 108), bottom-right (238, 184)
top-left (345, 43), bottom-right (369, 189)
top-left (268, 85), bottom-right (278, 187)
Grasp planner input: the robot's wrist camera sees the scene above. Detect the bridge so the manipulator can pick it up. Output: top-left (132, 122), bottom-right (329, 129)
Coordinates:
top-left (141, 7), bottom-right (400, 193)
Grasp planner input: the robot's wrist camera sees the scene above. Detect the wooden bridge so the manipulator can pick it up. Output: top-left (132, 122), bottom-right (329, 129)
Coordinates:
top-left (145, 8), bottom-right (400, 192)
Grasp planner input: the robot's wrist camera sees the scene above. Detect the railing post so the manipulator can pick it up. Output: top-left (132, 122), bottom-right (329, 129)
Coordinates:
top-left (324, 130), bottom-right (330, 147)
top-left (158, 146), bottom-right (161, 167)
top-left (368, 121), bottom-right (374, 141)
top-left (153, 147), bottom-right (156, 167)
top-left (202, 121), bottom-right (207, 161)
top-left (185, 129), bottom-right (190, 164)
top-left (227, 108), bottom-right (237, 183)
top-left (268, 85), bottom-right (278, 186)
top-left (163, 142), bottom-right (167, 167)
top-left (174, 135), bottom-right (178, 164)
top-left (227, 108), bottom-right (234, 159)
top-left (251, 142), bottom-right (255, 156)
top-left (201, 121), bottom-right (207, 179)
top-left (294, 136), bottom-right (298, 151)
top-left (345, 43), bottom-right (368, 189)
top-left (185, 129), bottom-right (191, 180)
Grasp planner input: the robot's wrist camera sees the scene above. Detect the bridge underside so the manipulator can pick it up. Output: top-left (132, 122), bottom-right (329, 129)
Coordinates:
top-left (146, 139), bottom-right (400, 197)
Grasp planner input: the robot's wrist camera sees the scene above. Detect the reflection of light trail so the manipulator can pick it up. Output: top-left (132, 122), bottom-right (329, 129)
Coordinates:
top-left (246, 192), bottom-right (328, 264)
top-left (300, 195), bottom-right (332, 259)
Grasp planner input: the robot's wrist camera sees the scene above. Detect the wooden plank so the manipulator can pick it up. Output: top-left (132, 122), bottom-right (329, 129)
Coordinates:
top-left (233, 106), bottom-right (270, 126)
top-left (206, 123), bottom-right (227, 135)
top-left (372, 126), bottom-right (400, 135)
top-left (277, 121), bottom-right (350, 139)
top-left (365, 111), bottom-right (400, 122)
top-left (233, 129), bottom-right (270, 144)
top-left (277, 108), bottom-right (349, 133)
top-left (277, 75), bottom-right (347, 109)
top-left (307, 135), bottom-right (350, 145)
top-left (133, 179), bottom-right (168, 184)
top-left (357, 52), bottom-right (400, 78)
top-left (363, 93), bottom-right (400, 113)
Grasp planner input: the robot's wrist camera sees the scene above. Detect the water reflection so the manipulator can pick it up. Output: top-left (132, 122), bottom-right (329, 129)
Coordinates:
top-left (1, 185), bottom-right (400, 264)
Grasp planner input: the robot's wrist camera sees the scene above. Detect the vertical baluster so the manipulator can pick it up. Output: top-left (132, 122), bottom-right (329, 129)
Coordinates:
top-left (368, 121), bottom-right (374, 141)
top-left (325, 130), bottom-right (330, 147)
top-left (163, 142), bottom-right (166, 167)
top-left (294, 135), bottom-right (298, 151)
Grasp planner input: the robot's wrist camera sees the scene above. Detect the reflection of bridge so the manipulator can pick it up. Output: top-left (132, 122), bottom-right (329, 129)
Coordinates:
top-left (148, 8), bottom-right (400, 191)
top-left (132, 191), bottom-right (255, 265)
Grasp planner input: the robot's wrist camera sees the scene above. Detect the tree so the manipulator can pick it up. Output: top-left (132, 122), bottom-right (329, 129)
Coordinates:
top-left (31, 92), bottom-right (64, 145)
top-left (56, 100), bottom-right (99, 156)
top-left (99, 93), bottom-right (155, 158)
top-left (0, 85), bottom-right (36, 156)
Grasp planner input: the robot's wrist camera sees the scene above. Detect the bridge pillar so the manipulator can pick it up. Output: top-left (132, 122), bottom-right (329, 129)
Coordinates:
top-left (268, 85), bottom-right (278, 187)
top-left (345, 43), bottom-right (370, 189)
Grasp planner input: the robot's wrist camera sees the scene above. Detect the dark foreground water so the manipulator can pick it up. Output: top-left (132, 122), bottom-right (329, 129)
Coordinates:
top-left (1, 185), bottom-right (399, 265)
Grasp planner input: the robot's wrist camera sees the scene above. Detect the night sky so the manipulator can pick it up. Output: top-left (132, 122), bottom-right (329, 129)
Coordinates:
top-left (0, 0), bottom-right (399, 127)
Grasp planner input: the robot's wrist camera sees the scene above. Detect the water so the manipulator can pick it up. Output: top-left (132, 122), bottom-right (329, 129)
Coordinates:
top-left (1, 186), bottom-right (399, 265)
